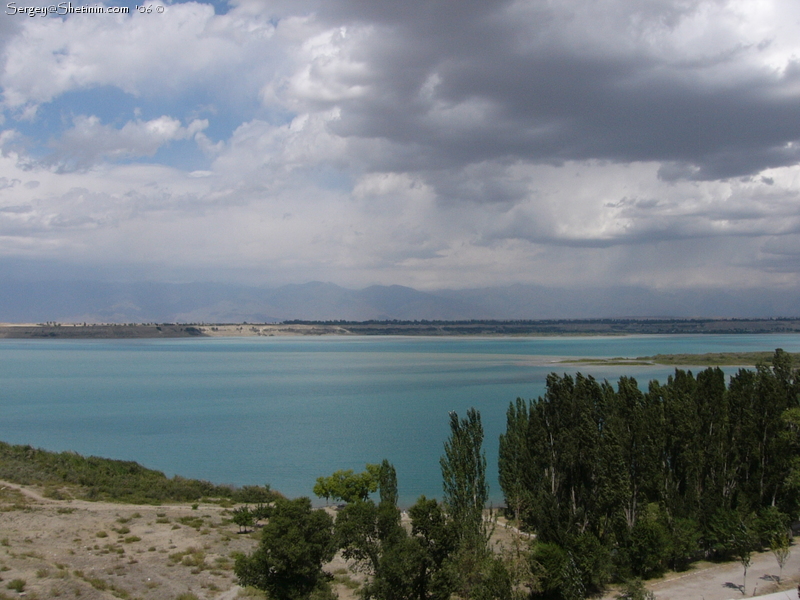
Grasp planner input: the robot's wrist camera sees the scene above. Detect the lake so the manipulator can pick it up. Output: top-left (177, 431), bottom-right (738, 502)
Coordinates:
top-left (2, 334), bottom-right (799, 506)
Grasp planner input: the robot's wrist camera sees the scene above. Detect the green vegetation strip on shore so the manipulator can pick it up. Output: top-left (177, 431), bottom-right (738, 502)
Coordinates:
top-left (562, 350), bottom-right (800, 367)
top-left (0, 441), bottom-right (278, 504)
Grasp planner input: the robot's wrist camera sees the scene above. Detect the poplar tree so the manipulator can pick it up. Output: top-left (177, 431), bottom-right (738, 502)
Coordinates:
top-left (441, 409), bottom-right (511, 599)
top-left (440, 408), bottom-right (488, 547)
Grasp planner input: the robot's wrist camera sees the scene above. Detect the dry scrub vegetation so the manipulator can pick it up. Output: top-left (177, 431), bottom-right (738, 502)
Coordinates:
top-left (0, 480), bottom-right (266, 600)
top-left (0, 482), bottom-right (365, 600)
top-left (0, 480), bottom-right (518, 600)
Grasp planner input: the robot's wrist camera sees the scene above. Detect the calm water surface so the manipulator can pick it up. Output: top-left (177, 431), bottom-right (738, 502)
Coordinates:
top-left (2, 334), bottom-right (799, 506)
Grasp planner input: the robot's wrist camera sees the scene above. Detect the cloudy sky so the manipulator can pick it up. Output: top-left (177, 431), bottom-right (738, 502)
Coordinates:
top-left (1, 0), bottom-right (799, 293)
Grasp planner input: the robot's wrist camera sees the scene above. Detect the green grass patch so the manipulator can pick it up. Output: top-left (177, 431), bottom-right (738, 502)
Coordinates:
top-left (177, 516), bottom-right (204, 528)
top-left (0, 441), bottom-right (280, 505)
top-left (562, 350), bottom-right (800, 367)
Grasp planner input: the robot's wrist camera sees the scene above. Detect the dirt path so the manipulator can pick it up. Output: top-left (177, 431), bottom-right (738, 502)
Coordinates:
top-left (602, 546), bottom-right (800, 600)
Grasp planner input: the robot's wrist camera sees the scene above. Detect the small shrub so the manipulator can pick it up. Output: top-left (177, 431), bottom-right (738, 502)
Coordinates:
top-left (6, 579), bottom-right (26, 593)
top-left (44, 486), bottom-right (67, 500)
top-left (86, 578), bottom-right (107, 591)
top-left (178, 516), bottom-right (204, 528)
top-left (0, 539), bottom-right (8, 547)
top-left (36, 568), bottom-right (49, 578)
top-left (616, 579), bottom-right (655, 600)
top-left (174, 594), bottom-right (200, 600)
top-left (96, 531), bottom-right (108, 538)
top-left (333, 573), bottom-right (360, 590)
top-left (236, 587), bottom-right (267, 599)
top-left (123, 536), bottom-right (141, 544)
top-left (57, 507), bottom-right (75, 514)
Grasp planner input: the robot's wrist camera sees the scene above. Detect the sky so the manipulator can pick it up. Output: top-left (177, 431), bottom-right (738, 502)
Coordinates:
top-left (1, 0), bottom-right (800, 293)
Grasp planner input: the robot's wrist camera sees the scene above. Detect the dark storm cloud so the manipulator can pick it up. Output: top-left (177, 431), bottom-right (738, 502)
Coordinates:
top-left (302, 0), bottom-right (800, 181)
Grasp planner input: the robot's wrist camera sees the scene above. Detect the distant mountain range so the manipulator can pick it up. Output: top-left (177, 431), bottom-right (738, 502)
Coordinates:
top-left (1, 280), bottom-right (799, 323)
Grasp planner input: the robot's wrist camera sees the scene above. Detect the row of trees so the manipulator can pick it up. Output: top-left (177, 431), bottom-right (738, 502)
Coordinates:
top-left (233, 349), bottom-right (798, 599)
top-left (499, 349), bottom-right (799, 597)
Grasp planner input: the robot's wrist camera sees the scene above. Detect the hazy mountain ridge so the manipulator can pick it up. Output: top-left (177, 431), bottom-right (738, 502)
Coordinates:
top-left (1, 280), bottom-right (799, 323)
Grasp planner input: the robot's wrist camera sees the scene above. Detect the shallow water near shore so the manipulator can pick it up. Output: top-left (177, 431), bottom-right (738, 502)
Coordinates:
top-left (2, 334), bottom-right (800, 507)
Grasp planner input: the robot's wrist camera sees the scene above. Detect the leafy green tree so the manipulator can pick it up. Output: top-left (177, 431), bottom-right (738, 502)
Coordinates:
top-left (232, 505), bottom-right (255, 533)
top-left (529, 541), bottom-right (567, 599)
top-left (780, 407), bottom-right (800, 517)
top-left (560, 552), bottom-right (586, 600)
top-left (333, 461), bottom-right (455, 600)
top-left (770, 531), bottom-right (791, 583)
top-left (628, 511), bottom-right (669, 579)
top-left (252, 502), bottom-right (271, 526)
top-left (313, 466), bottom-right (380, 504)
top-left (570, 532), bottom-right (611, 596)
top-left (235, 497), bottom-right (335, 600)
top-left (364, 535), bottom-right (425, 600)
top-left (408, 495), bottom-right (458, 600)
top-left (336, 499), bottom-right (384, 574)
top-left (732, 518), bottom-right (758, 596)
top-left (666, 517), bottom-right (700, 572)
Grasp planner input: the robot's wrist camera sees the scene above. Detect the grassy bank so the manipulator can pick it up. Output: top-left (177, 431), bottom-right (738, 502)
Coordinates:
top-left (562, 350), bottom-right (800, 367)
top-left (0, 441), bottom-right (278, 505)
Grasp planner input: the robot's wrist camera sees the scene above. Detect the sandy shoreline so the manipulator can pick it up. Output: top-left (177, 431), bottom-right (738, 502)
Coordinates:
top-left (3, 318), bottom-right (800, 339)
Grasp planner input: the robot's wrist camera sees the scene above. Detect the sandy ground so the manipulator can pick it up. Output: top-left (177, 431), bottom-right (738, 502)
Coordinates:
top-left (598, 543), bottom-right (800, 600)
top-left (2, 482), bottom-right (797, 600)
top-left (0, 481), bottom-right (364, 600)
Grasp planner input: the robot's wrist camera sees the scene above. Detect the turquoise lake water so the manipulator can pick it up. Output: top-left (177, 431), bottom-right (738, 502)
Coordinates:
top-left (2, 334), bottom-right (800, 506)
